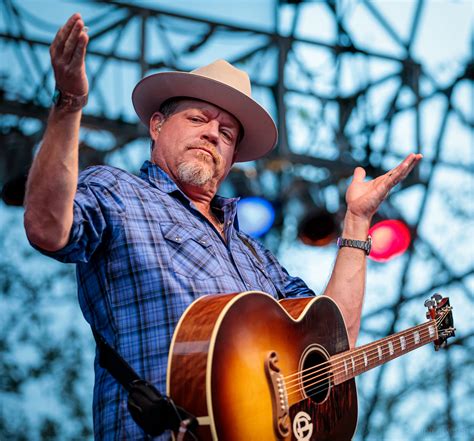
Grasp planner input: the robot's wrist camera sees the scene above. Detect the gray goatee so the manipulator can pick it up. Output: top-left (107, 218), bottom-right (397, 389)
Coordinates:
top-left (177, 161), bottom-right (214, 187)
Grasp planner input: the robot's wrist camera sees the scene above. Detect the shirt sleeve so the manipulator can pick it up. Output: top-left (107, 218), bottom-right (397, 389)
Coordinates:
top-left (30, 166), bottom-right (125, 264)
top-left (241, 233), bottom-right (316, 298)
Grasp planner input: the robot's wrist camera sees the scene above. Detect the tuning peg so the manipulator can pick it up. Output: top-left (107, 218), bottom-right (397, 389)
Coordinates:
top-left (424, 299), bottom-right (435, 308)
top-left (425, 299), bottom-right (437, 319)
top-left (431, 293), bottom-right (443, 303)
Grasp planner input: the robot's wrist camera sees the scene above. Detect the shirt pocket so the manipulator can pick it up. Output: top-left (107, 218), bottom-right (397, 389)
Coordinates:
top-left (161, 222), bottom-right (223, 280)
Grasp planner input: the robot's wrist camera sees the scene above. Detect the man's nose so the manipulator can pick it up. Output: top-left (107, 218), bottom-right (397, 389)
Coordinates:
top-left (201, 121), bottom-right (219, 145)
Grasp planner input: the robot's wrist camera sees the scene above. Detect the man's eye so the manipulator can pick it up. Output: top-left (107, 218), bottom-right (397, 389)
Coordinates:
top-left (221, 130), bottom-right (234, 141)
top-left (190, 116), bottom-right (204, 122)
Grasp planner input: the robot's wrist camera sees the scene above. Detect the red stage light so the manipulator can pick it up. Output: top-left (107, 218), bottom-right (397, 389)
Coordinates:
top-left (368, 220), bottom-right (411, 262)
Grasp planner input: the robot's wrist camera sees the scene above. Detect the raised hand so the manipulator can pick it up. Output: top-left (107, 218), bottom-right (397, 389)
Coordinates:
top-left (345, 153), bottom-right (423, 224)
top-left (49, 13), bottom-right (89, 96)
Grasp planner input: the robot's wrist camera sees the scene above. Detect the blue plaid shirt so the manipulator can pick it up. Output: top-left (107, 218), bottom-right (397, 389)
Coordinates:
top-left (36, 160), bottom-right (314, 440)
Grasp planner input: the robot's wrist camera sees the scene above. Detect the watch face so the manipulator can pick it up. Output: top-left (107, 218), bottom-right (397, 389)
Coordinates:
top-left (52, 88), bottom-right (61, 105)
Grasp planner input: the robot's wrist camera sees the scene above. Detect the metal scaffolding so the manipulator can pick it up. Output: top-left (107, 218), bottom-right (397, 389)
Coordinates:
top-left (1, 1), bottom-right (472, 439)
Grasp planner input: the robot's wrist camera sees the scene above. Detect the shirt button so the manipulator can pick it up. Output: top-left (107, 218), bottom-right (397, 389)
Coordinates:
top-left (175, 236), bottom-right (182, 242)
top-left (200, 239), bottom-right (207, 245)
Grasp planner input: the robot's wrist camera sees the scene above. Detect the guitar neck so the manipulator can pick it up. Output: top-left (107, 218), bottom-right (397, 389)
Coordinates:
top-left (331, 320), bottom-right (438, 385)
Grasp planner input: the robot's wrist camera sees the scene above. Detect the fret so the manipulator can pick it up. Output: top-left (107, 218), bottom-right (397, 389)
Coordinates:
top-left (428, 325), bottom-right (435, 338)
top-left (331, 321), bottom-right (438, 385)
top-left (414, 331), bottom-right (420, 344)
top-left (388, 340), bottom-right (394, 356)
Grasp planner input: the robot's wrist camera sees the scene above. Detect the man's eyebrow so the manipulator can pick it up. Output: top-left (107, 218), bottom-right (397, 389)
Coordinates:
top-left (218, 116), bottom-right (240, 131)
top-left (199, 108), bottom-right (239, 131)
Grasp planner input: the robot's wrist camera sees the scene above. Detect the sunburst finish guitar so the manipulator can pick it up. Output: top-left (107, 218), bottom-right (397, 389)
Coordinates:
top-left (167, 292), bottom-right (454, 440)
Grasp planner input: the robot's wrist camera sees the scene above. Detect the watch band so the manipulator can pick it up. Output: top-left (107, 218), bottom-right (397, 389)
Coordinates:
top-left (337, 235), bottom-right (372, 255)
top-left (52, 87), bottom-right (88, 112)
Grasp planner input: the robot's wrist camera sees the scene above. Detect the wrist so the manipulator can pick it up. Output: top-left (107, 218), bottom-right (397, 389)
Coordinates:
top-left (49, 104), bottom-right (83, 123)
top-left (342, 211), bottom-right (371, 240)
top-left (52, 86), bottom-right (88, 113)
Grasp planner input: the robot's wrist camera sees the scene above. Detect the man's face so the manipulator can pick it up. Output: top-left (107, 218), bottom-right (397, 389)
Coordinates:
top-left (149, 99), bottom-right (240, 192)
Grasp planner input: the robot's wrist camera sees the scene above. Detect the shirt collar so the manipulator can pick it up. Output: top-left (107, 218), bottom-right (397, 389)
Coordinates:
top-left (140, 160), bottom-right (180, 194)
top-left (139, 160), bottom-right (241, 226)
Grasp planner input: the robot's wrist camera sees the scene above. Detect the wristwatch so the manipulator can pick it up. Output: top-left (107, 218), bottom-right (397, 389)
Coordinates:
top-left (52, 87), bottom-right (88, 112)
top-left (337, 236), bottom-right (372, 255)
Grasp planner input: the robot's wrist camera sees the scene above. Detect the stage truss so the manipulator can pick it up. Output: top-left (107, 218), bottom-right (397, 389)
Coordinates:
top-left (0, 1), bottom-right (472, 439)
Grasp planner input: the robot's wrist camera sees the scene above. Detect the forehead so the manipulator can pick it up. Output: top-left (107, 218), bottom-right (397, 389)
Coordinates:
top-left (173, 99), bottom-right (240, 129)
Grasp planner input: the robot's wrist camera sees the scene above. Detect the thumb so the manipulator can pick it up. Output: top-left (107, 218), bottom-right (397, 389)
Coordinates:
top-left (352, 166), bottom-right (366, 182)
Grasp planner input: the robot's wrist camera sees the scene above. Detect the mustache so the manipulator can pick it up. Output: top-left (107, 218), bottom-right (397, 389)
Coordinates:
top-left (186, 143), bottom-right (221, 163)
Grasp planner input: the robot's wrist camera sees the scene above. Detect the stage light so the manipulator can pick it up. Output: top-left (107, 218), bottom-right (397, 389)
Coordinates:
top-left (237, 196), bottom-right (275, 237)
top-left (298, 210), bottom-right (339, 246)
top-left (369, 219), bottom-right (411, 262)
top-left (1, 174), bottom-right (28, 206)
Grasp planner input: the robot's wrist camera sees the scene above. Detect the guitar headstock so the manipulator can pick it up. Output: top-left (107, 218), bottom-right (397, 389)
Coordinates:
top-left (424, 293), bottom-right (455, 351)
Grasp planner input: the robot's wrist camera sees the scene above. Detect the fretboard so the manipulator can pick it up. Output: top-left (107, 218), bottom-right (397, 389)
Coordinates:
top-left (331, 320), bottom-right (438, 385)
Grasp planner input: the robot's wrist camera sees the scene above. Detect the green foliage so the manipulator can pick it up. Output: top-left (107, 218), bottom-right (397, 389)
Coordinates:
top-left (0, 209), bottom-right (94, 440)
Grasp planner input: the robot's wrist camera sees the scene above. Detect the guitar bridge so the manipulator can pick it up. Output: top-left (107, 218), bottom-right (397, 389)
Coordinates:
top-left (264, 351), bottom-right (290, 439)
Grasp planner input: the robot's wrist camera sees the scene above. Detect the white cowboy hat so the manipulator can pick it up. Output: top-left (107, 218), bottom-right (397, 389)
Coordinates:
top-left (132, 59), bottom-right (278, 162)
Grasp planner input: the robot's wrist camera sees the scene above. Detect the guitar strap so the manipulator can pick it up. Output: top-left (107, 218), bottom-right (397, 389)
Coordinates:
top-left (91, 329), bottom-right (198, 438)
top-left (238, 234), bottom-right (265, 266)
top-left (239, 233), bottom-right (285, 300)
top-left (91, 235), bottom-right (280, 437)
top-left (92, 329), bottom-right (139, 389)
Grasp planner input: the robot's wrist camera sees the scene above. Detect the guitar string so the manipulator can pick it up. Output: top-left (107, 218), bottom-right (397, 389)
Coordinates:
top-left (285, 315), bottom-right (447, 401)
top-left (285, 324), bottom-right (438, 400)
top-left (282, 313), bottom-right (447, 400)
top-left (283, 320), bottom-right (435, 392)
top-left (283, 319), bottom-right (435, 386)
top-left (282, 311), bottom-right (447, 386)
top-left (285, 313), bottom-right (447, 397)
top-left (286, 324), bottom-right (438, 401)
top-left (288, 330), bottom-right (443, 402)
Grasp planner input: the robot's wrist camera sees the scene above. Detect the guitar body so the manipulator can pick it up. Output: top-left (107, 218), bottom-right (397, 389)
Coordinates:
top-left (167, 292), bottom-right (358, 440)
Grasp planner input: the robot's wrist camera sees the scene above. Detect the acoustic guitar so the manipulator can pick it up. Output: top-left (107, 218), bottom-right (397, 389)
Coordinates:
top-left (167, 292), bottom-right (454, 440)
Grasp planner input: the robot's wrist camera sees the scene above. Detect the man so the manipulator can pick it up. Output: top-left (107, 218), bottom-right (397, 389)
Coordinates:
top-left (24, 13), bottom-right (421, 440)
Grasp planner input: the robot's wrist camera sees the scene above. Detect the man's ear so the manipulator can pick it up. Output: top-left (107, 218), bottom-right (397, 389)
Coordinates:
top-left (149, 112), bottom-right (165, 140)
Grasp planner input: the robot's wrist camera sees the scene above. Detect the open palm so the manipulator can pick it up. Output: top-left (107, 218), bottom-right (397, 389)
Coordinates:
top-left (346, 153), bottom-right (422, 221)
top-left (50, 13), bottom-right (89, 96)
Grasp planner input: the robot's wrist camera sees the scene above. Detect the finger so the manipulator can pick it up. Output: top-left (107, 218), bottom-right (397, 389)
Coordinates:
top-left (399, 157), bottom-right (418, 179)
top-left (51, 13), bottom-right (82, 57)
top-left (62, 20), bottom-right (85, 63)
top-left (352, 167), bottom-right (366, 182)
top-left (399, 153), bottom-right (422, 179)
top-left (403, 153), bottom-right (423, 175)
top-left (368, 154), bottom-right (422, 203)
top-left (387, 153), bottom-right (422, 184)
top-left (70, 32), bottom-right (89, 70)
top-left (52, 14), bottom-right (81, 51)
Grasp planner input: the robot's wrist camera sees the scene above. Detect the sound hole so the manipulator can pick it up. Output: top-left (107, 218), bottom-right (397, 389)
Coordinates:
top-left (301, 347), bottom-right (331, 404)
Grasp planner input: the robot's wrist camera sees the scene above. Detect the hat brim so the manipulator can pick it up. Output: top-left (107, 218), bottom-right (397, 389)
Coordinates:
top-left (132, 72), bottom-right (278, 162)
